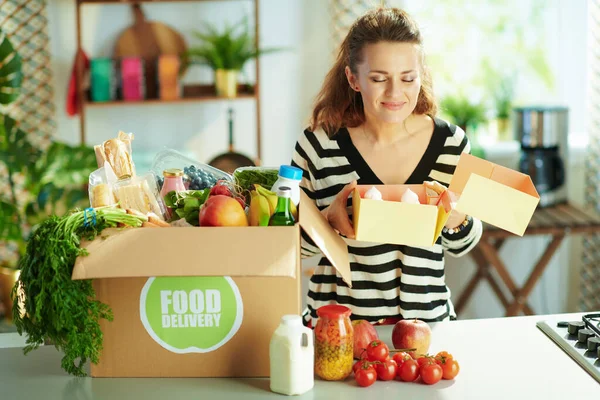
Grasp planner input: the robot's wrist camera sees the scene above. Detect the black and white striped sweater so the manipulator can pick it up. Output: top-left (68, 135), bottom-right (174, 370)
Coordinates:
top-left (291, 117), bottom-right (483, 326)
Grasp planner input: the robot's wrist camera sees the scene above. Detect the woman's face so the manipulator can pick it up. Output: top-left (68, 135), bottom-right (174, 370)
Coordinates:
top-left (346, 41), bottom-right (422, 125)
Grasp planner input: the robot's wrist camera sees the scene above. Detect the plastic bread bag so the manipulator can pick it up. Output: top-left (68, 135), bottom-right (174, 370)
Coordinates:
top-left (112, 172), bottom-right (167, 221)
top-left (88, 167), bottom-right (118, 208)
top-left (151, 148), bottom-right (232, 192)
top-left (94, 131), bottom-right (136, 180)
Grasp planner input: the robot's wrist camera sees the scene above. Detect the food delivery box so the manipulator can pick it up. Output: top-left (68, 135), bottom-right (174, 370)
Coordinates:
top-left (71, 191), bottom-right (352, 378)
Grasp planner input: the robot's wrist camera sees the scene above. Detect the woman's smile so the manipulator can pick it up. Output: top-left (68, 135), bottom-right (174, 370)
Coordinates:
top-left (381, 101), bottom-right (407, 111)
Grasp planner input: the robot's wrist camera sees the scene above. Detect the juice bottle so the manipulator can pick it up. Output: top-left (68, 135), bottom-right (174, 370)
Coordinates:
top-left (160, 168), bottom-right (186, 218)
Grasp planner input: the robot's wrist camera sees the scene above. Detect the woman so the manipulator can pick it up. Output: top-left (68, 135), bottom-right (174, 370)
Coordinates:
top-left (291, 8), bottom-right (483, 327)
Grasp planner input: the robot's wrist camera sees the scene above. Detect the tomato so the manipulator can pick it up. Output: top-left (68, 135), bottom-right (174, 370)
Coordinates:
top-left (435, 351), bottom-right (454, 365)
top-left (441, 359), bottom-right (460, 380)
top-left (397, 359), bottom-right (419, 382)
top-left (392, 352), bottom-right (412, 367)
top-left (375, 359), bottom-right (397, 381)
top-left (353, 359), bottom-right (371, 374)
top-left (421, 363), bottom-right (443, 385)
top-left (355, 366), bottom-right (377, 387)
top-left (366, 340), bottom-right (389, 363)
top-left (417, 355), bottom-right (435, 368)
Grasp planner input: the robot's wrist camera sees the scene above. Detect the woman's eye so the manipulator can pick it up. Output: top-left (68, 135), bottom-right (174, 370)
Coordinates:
top-left (370, 77), bottom-right (386, 82)
top-left (403, 79), bottom-right (415, 83)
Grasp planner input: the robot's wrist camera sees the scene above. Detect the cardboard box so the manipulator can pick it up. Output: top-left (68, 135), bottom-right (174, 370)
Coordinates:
top-left (449, 153), bottom-right (541, 237)
top-left (352, 153), bottom-right (540, 246)
top-left (71, 191), bottom-right (351, 378)
top-left (352, 184), bottom-right (451, 247)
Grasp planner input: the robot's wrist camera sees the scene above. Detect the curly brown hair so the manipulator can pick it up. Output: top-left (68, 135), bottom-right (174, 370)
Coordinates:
top-left (310, 8), bottom-right (437, 137)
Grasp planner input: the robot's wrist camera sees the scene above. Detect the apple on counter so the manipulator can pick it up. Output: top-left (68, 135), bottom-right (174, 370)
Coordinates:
top-left (392, 318), bottom-right (432, 358)
top-left (352, 320), bottom-right (379, 359)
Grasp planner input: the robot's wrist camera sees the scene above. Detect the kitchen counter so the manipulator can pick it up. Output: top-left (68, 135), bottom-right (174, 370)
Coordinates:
top-left (1, 312), bottom-right (598, 400)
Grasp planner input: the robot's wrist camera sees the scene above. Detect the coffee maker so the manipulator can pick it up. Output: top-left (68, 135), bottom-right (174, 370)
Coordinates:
top-left (514, 106), bottom-right (569, 208)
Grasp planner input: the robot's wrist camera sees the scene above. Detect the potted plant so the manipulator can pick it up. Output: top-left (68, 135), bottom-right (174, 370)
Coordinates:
top-left (0, 29), bottom-right (97, 321)
top-left (440, 94), bottom-right (489, 159)
top-left (184, 16), bottom-right (282, 98)
top-left (492, 75), bottom-right (515, 142)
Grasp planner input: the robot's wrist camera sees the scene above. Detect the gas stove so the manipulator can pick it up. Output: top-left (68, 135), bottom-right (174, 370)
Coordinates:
top-left (537, 313), bottom-right (600, 384)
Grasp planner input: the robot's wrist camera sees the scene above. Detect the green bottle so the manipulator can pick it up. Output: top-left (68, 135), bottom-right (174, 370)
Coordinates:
top-left (269, 186), bottom-right (296, 226)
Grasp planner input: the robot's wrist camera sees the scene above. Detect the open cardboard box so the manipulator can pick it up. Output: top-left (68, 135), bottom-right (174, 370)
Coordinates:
top-left (352, 153), bottom-right (541, 246)
top-left (71, 191), bottom-right (351, 378)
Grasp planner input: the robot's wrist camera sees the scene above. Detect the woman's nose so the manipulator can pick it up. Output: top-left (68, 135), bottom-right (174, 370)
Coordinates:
top-left (385, 78), bottom-right (403, 98)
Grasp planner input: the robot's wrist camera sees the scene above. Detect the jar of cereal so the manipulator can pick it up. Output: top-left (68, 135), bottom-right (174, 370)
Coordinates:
top-left (314, 304), bottom-right (353, 381)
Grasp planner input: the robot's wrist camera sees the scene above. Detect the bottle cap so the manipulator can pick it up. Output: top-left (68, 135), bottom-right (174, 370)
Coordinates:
top-left (279, 165), bottom-right (303, 181)
top-left (277, 186), bottom-right (292, 198)
top-left (316, 304), bottom-right (352, 319)
top-left (281, 315), bottom-right (302, 327)
top-left (163, 168), bottom-right (184, 178)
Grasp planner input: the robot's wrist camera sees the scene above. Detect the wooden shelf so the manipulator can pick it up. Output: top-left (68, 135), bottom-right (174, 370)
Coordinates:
top-left (75, 0), bottom-right (262, 160)
top-left (85, 93), bottom-right (256, 107)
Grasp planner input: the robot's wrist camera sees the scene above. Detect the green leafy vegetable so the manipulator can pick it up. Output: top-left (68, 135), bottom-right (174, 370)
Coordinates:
top-left (164, 189), bottom-right (210, 226)
top-left (233, 167), bottom-right (279, 204)
top-left (11, 207), bottom-right (146, 377)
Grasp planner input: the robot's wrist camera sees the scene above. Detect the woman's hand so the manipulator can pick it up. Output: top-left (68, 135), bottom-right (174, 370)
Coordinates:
top-left (321, 180), bottom-right (357, 239)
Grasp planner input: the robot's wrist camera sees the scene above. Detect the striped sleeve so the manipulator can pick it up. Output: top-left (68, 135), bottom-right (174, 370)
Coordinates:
top-left (436, 125), bottom-right (484, 257)
top-left (291, 130), bottom-right (322, 258)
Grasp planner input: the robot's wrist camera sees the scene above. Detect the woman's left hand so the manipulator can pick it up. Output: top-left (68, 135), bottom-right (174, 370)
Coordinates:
top-left (445, 210), bottom-right (467, 229)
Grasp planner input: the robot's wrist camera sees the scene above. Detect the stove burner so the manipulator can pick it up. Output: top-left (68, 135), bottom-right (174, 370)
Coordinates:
top-left (537, 313), bottom-right (600, 384)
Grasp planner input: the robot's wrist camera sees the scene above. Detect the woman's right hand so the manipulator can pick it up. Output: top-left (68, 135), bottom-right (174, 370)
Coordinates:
top-left (322, 180), bottom-right (357, 239)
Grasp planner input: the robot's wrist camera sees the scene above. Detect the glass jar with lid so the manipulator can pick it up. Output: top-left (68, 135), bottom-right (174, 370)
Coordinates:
top-left (314, 304), bottom-right (353, 381)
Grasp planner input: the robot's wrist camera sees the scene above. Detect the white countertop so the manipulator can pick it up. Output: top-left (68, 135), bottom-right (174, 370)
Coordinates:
top-left (0, 312), bottom-right (598, 400)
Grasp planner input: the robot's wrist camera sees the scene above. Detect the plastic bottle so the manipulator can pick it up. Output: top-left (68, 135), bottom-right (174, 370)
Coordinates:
top-left (271, 165), bottom-right (303, 206)
top-left (269, 315), bottom-right (314, 396)
top-left (269, 187), bottom-right (295, 226)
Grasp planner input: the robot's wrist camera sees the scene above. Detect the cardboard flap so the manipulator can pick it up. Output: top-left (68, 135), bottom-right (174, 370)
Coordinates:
top-left (72, 227), bottom-right (299, 280)
top-left (449, 153), bottom-right (540, 199)
top-left (434, 194), bottom-right (452, 242)
top-left (298, 190), bottom-right (352, 287)
top-left (448, 153), bottom-right (494, 194)
top-left (455, 173), bottom-right (540, 236)
top-left (490, 164), bottom-right (540, 197)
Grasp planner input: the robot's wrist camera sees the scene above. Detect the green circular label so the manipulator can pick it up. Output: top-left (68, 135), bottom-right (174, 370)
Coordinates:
top-left (140, 276), bottom-right (243, 353)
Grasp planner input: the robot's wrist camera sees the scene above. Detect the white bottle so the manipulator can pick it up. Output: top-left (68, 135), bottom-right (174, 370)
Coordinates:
top-left (271, 165), bottom-right (303, 206)
top-left (269, 315), bottom-right (314, 396)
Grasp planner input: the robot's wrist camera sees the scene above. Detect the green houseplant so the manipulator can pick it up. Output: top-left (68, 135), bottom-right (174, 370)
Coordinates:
top-left (492, 75), bottom-right (516, 142)
top-left (185, 16), bottom-right (282, 98)
top-left (440, 94), bottom-right (488, 159)
top-left (0, 29), bottom-right (97, 320)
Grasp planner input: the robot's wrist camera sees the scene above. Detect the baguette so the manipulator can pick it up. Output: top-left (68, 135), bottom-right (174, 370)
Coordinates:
top-left (142, 221), bottom-right (160, 228)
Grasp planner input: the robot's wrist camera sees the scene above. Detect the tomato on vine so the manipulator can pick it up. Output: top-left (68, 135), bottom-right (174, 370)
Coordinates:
top-left (366, 340), bottom-right (389, 362)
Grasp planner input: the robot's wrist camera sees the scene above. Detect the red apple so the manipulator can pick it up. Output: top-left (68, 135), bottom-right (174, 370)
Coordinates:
top-left (391, 319), bottom-right (431, 358)
top-left (209, 181), bottom-right (232, 197)
top-left (352, 320), bottom-right (379, 359)
top-left (199, 195), bottom-right (248, 227)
